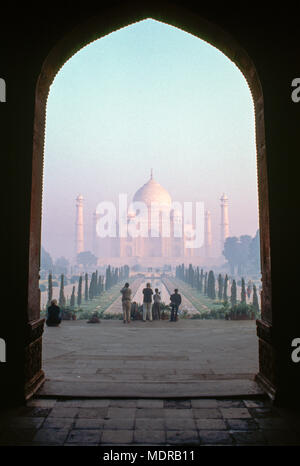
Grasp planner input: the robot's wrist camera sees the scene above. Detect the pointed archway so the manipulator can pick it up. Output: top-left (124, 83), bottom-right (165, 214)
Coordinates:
top-left (26, 2), bottom-right (272, 401)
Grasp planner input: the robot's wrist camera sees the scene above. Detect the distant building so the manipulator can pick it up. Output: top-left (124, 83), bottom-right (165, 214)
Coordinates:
top-left (75, 172), bottom-right (229, 267)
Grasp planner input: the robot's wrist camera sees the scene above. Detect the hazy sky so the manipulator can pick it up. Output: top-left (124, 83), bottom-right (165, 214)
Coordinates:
top-left (42, 19), bottom-right (259, 261)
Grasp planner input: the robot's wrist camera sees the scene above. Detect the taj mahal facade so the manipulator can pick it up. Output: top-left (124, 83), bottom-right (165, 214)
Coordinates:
top-left (76, 172), bottom-right (229, 268)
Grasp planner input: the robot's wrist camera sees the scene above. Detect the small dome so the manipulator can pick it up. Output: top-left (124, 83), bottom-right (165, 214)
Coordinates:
top-left (133, 175), bottom-right (172, 207)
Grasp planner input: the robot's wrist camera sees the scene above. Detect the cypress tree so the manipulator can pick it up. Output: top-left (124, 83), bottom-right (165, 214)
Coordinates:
top-left (207, 271), bottom-right (216, 299)
top-left (89, 272), bottom-right (98, 299)
top-left (230, 280), bottom-right (237, 307)
top-left (77, 275), bottom-right (82, 306)
top-left (47, 273), bottom-right (53, 307)
top-left (58, 274), bottom-right (66, 308)
top-left (89, 273), bottom-right (94, 300)
top-left (207, 271), bottom-right (212, 297)
top-left (84, 273), bottom-right (89, 301)
top-left (114, 267), bottom-right (119, 285)
top-left (124, 265), bottom-right (129, 278)
top-left (95, 270), bottom-right (98, 296)
top-left (101, 275), bottom-right (104, 294)
top-left (252, 284), bottom-right (259, 313)
top-left (105, 266), bottom-right (111, 290)
top-left (199, 269), bottom-right (204, 293)
top-left (241, 277), bottom-right (246, 303)
top-left (204, 272), bottom-right (208, 295)
top-left (70, 286), bottom-right (75, 308)
top-left (218, 274), bottom-right (223, 300)
top-left (97, 275), bottom-right (101, 295)
top-left (196, 267), bottom-right (200, 288)
top-left (223, 274), bottom-right (228, 302)
top-left (188, 264), bottom-right (194, 286)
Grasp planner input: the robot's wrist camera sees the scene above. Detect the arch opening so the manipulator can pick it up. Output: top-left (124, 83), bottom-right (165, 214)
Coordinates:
top-left (28, 8), bottom-right (271, 399)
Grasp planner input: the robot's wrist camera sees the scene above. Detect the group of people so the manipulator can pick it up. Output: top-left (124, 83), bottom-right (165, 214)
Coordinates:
top-left (46, 282), bottom-right (182, 327)
top-left (120, 282), bottom-right (182, 324)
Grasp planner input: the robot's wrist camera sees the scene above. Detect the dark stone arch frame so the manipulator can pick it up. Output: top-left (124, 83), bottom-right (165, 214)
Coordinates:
top-left (26, 2), bottom-right (273, 400)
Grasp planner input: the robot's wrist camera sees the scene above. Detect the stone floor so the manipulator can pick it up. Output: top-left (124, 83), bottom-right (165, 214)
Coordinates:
top-left (40, 319), bottom-right (261, 397)
top-left (0, 397), bottom-right (300, 445)
top-left (2, 318), bottom-right (294, 446)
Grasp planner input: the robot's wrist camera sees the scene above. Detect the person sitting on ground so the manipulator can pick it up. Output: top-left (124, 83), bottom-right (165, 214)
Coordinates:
top-left (152, 288), bottom-right (161, 320)
top-left (46, 299), bottom-right (62, 327)
top-left (131, 301), bottom-right (139, 320)
top-left (87, 311), bottom-right (100, 323)
top-left (142, 282), bottom-right (153, 321)
top-left (170, 289), bottom-right (182, 322)
top-left (120, 282), bottom-right (132, 323)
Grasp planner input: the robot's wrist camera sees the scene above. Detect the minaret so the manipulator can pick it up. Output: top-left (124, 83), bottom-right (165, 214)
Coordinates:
top-left (75, 194), bottom-right (84, 256)
top-left (220, 193), bottom-right (229, 250)
top-left (204, 210), bottom-right (212, 257)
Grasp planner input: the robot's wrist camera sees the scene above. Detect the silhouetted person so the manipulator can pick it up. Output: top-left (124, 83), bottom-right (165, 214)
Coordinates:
top-left (120, 282), bottom-right (132, 323)
top-left (46, 299), bottom-right (62, 327)
top-left (142, 282), bottom-right (153, 321)
top-left (87, 311), bottom-right (100, 323)
top-left (152, 288), bottom-right (161, 320)
top-left (131, 301), bottom-right (139, 320)
top-left (170, 289), bottom-right (182, 322)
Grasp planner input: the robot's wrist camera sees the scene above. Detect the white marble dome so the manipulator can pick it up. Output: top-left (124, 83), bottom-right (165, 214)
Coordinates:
top-left (133, 174), bottom-right (172, 207)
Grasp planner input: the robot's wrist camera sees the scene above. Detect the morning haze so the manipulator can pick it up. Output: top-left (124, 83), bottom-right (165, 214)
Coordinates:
top-left (42, 18), bottom-right (258, 261)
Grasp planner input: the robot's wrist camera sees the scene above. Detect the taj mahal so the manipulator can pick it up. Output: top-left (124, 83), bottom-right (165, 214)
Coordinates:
top-left (75, 171), bottom-right (230, 267)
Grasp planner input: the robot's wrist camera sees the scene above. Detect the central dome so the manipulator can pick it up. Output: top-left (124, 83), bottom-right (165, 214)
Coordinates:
top-left (133, 174), bottom-right (172, 207)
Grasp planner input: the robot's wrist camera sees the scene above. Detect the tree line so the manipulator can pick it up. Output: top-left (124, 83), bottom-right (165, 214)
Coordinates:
top-left (46, 264), bottom-right (130, 309)
top-left (175, 264), bottom-right (260, 313)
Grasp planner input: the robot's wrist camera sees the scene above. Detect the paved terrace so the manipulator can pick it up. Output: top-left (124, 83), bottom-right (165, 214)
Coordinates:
top-left (1, 320), bottom-right (300, 446)
top-left (39, 319), bottom-right (260, 398)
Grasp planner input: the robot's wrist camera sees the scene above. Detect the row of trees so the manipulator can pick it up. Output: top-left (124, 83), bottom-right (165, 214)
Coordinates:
top-left (46, 265), bottom-right (130, 309)
top-left (175, 264), bottom-right (260, 313)
top-left (105, 265), bottom-right (129, 290)
top-left (176, 264), bottom-right (227, 300)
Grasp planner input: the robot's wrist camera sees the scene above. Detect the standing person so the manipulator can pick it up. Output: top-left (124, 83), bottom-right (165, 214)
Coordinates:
top-left (46, 299), bottom-right (62, 327)
top-left (142, 283), bottom-right (153, 321)
top-left (120, 282), bottom-right (132, 323)
top-left (170, 289), bottom-right (182, 322)
top-left (152, 288), bottom-right (161, 320)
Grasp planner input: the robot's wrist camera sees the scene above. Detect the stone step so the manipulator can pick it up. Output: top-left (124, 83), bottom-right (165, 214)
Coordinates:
top-left (38, 378), bottom-right (264, 398)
